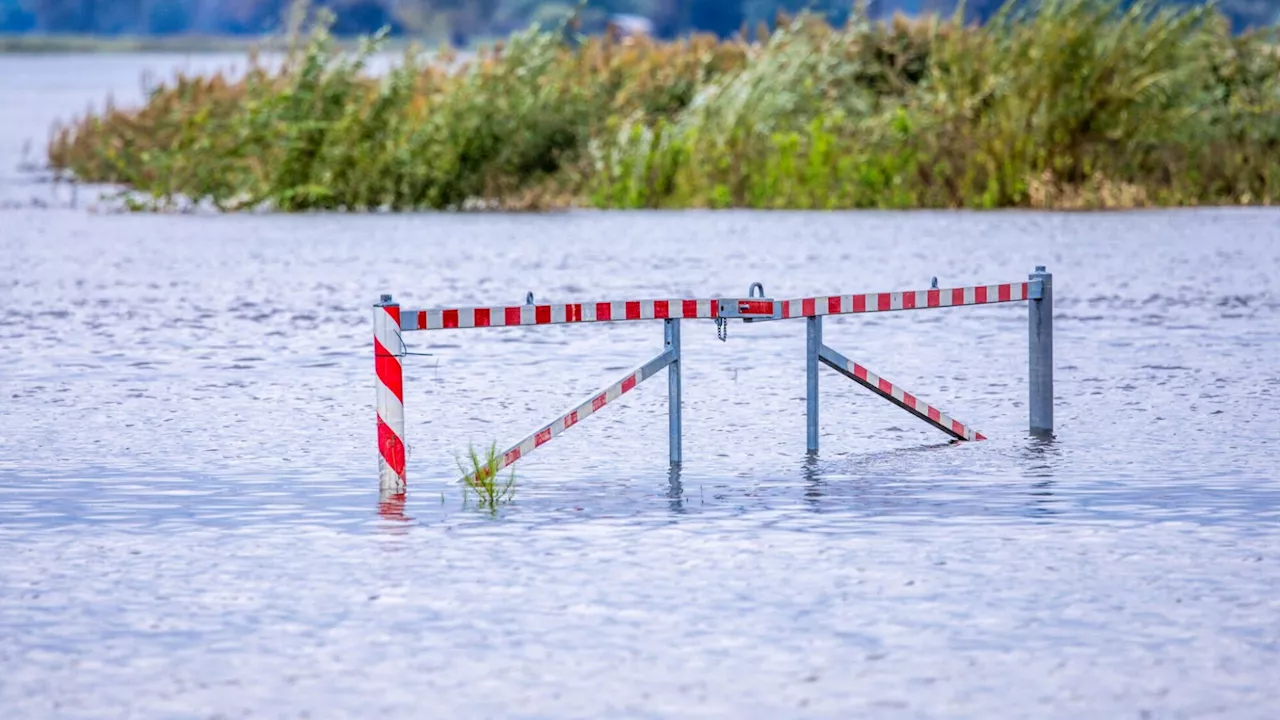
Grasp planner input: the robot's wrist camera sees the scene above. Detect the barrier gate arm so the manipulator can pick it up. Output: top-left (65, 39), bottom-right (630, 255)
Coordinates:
top-left (778, 280), bottom-right (1033, 319)
top-left (396, 281), bottom-right (1037, 332)
top-left (402, 298), bottom-right (719, 330)
top-left (817, 344), bottom-right (985, 442)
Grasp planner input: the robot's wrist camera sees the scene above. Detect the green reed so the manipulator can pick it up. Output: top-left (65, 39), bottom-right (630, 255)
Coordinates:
top-left (47, 0), bottom-right (1280, 211)
top-left (458, 442), bottom-right (516, 511)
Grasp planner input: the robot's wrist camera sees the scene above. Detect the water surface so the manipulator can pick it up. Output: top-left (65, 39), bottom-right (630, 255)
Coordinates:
top-left (2, 54), bottom-right (1279, 719)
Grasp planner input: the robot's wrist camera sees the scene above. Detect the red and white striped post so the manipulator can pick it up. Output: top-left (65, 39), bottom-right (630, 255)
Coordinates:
top-left (374, 294), bottom-right (406, 492)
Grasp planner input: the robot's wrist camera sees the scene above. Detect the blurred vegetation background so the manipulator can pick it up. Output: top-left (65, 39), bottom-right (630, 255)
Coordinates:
top-left (45, 0), bottom-right (1280, 211)
top-left (1, 0), bottom-right (1277, 46)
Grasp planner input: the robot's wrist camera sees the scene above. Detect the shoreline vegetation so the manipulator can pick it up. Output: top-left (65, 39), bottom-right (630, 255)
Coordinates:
top-left (46, 0), bottom-right (1280, 211)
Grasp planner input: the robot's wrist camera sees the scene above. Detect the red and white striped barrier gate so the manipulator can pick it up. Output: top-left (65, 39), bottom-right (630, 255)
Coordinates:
top-left (374, 267), bottom-right (1053, 491)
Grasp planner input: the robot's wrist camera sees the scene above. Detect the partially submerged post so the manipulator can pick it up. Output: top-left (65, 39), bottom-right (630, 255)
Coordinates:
top-left (665, 318), bottom-right (682, 465)
top-left (374, 294), bottom-right (406, 492)
top-left (1028, 266), bottom-right (1054, 436)
top-left (806, 316), bottom-right (821, 454)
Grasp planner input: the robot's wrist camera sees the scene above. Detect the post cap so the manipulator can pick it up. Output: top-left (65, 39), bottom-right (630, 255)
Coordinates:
top-left (380, 294), bottom-right (393, 304)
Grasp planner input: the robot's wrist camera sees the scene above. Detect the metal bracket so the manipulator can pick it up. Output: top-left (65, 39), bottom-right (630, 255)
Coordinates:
top-left (716, 282), bottom-right (780, 322)
top-left (1027, 278), bottom-right (1045, 300)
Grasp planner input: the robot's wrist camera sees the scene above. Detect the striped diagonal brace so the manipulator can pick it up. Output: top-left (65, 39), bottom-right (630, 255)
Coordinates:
top-left (463, 348), bottom-right (677, 481)
top-left (818, 345), bottom-right (985, 442)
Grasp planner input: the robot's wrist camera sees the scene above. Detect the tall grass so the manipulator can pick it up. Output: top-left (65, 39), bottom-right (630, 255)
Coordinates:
top-left (47, 0), bottom-right (1280, 210)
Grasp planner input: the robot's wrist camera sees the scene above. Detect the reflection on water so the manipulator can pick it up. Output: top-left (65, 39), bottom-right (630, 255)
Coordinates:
top-left (666, 465), bottom-right (685, 514)
top-left (377, 490), bottom-right (410, 525)
top-left (2, 54), bottom-right (1280, 718)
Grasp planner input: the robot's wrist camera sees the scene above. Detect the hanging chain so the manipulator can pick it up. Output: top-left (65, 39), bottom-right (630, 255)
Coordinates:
top-left (715, 317), bottom-right (728, 342)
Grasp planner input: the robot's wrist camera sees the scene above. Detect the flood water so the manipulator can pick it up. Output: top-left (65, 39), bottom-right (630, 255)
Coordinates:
top-left (2, 55), bottom-right (1280, 718)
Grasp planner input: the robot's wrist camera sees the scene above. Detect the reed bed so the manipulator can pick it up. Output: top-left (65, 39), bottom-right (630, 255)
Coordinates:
top-left (47, 0), bottom-right (1280, 211)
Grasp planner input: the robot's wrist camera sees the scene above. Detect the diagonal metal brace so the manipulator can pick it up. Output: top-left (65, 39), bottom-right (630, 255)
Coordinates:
top-left (463, 348), bottom-right (677, 481)
top-left (818, 345), bottom-right (986, 442)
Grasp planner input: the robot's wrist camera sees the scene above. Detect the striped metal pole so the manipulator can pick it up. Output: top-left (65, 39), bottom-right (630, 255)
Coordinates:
top-left (374, 294), bottom-right (407, 492)
top-left (1029, 266), bottom-right (1054, 436)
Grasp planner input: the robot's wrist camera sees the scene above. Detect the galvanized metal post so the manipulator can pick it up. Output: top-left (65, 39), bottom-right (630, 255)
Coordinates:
top-left (1029, 266), bottom-right (1054, 436)
top-left (665, 319), bottom-right (682, 465)
top-left (806, 315), bottom-right (822, 453)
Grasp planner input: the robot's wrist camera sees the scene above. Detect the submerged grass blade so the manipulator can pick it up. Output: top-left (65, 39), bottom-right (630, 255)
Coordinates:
top-left (458, 442), bottom-right (516, 510)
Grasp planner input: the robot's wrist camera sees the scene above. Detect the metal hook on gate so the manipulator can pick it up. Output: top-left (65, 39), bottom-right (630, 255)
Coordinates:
top-left (398, 335), bottom-right (434, 358)
top-left (748, 282), bottom-right (765, 298)
top-left (525, 291), bottom-right (535, 305)
top-left (930, 277), bottom-right (939, 289)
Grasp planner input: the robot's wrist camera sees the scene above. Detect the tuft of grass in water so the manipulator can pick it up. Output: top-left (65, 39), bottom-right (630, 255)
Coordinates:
top-left (45, 0), bottom-right (1280, 211)
top-left (458, 442), bottom-right (516, 511)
